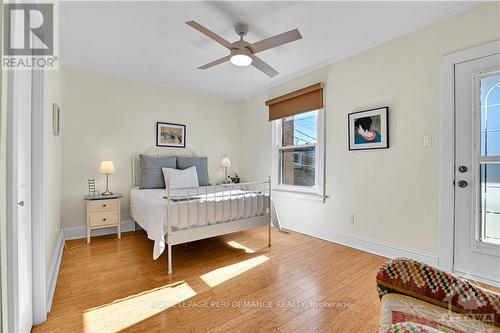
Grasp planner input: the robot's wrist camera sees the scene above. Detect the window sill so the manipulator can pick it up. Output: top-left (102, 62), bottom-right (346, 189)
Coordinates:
top-left (272, 187), bottom-right (326, 202)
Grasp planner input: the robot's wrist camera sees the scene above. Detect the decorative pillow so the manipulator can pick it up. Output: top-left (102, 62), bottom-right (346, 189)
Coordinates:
top-left (140, 155), bottom-right (176, 189)
top-left (176, 157), bottom-right (209, 186)
top-left (162, 166), bottom-right (199, 189)
top-left (376, 258), bottom-right (500, 328)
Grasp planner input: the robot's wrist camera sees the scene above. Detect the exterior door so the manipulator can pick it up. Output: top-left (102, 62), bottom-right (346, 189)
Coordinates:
top-left (7, 68), bottom-right (33, 332)
top-left (454, 53), bottom-right (500, 285)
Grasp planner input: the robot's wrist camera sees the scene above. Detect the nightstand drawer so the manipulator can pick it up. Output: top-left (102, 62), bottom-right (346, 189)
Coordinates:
top-left (89, 199), bottom-right (119, 212)
top-left (89, 211), bottom-right (118, 227)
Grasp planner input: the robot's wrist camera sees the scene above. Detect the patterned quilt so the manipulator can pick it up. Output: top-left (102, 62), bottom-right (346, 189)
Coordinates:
top-left (376, 258), bottom-right (500, 328)
top-left (379, 293), bottom-right (499, 333)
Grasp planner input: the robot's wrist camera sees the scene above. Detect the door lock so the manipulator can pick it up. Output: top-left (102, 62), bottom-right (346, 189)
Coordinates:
top-left (458, 165), bottom-right (468, 173)
top-left (457, 180), bottom-right (468, 188)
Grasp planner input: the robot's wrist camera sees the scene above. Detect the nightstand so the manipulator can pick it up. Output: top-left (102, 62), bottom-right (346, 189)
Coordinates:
top-left (84, 194), bottom-right (123, 243)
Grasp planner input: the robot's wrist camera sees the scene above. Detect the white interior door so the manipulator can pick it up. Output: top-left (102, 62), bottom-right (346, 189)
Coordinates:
top-left (7, 68), bottom-right (33, 332)
top-left (454, 53), bottom-right (500, 285)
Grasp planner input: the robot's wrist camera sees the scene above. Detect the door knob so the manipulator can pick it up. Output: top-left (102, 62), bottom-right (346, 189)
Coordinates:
top-left (457, 180), bottom-right (468, 188)
top-left (17, 201), bottom-right (24, 206)
top-left (458, 165), bottom-right (468, 173)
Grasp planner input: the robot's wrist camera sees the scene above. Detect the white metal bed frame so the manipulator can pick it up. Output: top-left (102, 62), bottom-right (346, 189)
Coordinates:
top-left (131, 147), bottom-right (271, 275)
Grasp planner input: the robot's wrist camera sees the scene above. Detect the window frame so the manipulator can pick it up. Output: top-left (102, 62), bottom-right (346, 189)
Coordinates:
top-left (473, 69), bottom-right (500, 255)
top-left (271, 108), bottom-right (325, 198)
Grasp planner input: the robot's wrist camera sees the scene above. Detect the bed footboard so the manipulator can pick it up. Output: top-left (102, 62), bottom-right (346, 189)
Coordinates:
top-left (165, 179), bottom-right (272, 275)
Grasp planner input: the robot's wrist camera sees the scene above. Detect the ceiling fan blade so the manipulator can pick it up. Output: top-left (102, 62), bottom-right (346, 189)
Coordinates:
top-left (247, 29), bottom-right (302, 54)
top-left (251, 55), bottom-right (278, 77)
top-left (186, 20), bottom-right (234, 50)
top-left (198, 55), bottom-right (231, 69)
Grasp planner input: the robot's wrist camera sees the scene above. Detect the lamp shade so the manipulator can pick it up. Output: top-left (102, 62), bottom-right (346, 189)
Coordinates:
top-left (220, 157), bottom-right (231, 168)
top-left (98, 160), bottom-right (115, 174)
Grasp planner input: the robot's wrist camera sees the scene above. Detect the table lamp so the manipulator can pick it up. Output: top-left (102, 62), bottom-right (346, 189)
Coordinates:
top-left (220, 157), bottom-right (231, 183)
top-left (98, 160), bottom-right (115, 195)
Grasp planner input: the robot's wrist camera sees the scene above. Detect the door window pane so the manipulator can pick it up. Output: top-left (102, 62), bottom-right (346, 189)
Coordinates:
top-left (282, 110), bottom-right (317, 146)
top-left (480, 74), bottom-right (500, 157)
top-left (279, 147), bottom-right (315, 186)
top-left (481, 163), bottom-right (500, 241)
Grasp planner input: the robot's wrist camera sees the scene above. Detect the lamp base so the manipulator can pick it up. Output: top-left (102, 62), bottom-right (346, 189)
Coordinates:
top-left (102, 173), bottom-right (113, 196)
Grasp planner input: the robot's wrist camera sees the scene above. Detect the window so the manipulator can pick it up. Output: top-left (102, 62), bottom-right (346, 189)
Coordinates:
top-left (279, 110), bottom-right (317, 187)
top-left (479, 73), bottom-right (500, 244)
top-left (272, 108), bottom-right (324, 196)
top-left (266, 83), bottom-right (325, 197)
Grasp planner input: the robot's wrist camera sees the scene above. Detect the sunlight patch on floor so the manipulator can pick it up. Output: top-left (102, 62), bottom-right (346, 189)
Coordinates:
top-left (227, 240), bottom-right (256, 253)
top-left (200, 255), bottom-right (269, 287)
top-left (83, 281), bottom-right (196, 332)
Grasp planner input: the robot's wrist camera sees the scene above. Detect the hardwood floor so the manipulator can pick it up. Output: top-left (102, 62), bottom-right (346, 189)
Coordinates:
top-left (33, 227), bottom-right (388, 333)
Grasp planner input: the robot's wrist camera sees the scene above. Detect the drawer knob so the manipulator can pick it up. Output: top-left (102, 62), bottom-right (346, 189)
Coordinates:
top-left (103, 204), bottom-right (107, 207)
top-left (103, 218), bottom-right (107, 221)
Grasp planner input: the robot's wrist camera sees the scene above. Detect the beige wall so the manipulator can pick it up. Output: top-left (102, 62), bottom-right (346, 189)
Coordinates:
top-left (238, 3), bottom-right (500, 255)
top-left (61, 68), bottom-right (240, 228)
top-left (58, 3), bottom-right (499, 257)
top-left (45, 70), bottom-right (63, 271)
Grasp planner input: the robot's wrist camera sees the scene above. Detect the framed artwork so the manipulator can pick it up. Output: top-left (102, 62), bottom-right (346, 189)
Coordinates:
top-left (52, 103), bottom-right (60, 136)
top-left (156, 122), bottom-right (186, 148)
top-left (348, 106), bottom-right (389, 150)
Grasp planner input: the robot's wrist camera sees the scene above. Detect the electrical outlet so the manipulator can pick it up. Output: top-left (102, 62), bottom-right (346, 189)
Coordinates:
top-left (348, 215), bottom-right (355, 224)
top-left (423, 135), bottom-right (432, 147)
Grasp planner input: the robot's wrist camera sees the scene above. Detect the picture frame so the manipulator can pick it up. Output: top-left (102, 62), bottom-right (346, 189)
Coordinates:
top-left (156, 122), bottom-right (186, 148)
top-left (52, 103), bottom-right (60, 136)
top-left (348, 106), bottom-right (389, 150)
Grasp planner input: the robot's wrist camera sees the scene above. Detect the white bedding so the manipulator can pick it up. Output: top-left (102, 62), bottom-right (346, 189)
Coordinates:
top-left (130, 186), bottom-right (268, 259)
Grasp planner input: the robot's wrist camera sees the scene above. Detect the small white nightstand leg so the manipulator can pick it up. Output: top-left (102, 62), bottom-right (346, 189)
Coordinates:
top-left (117, 200), bottom-right (121, 239)
top-left (86, 202), bottom-right (91, 244)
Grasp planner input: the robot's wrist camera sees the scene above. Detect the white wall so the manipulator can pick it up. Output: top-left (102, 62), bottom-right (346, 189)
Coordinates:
top-left (238, 3), bottom-right (500, 257)
top-left (45, 70), bottom-right (63, 272)
top-left (61, 68), bottom-right (240, 228)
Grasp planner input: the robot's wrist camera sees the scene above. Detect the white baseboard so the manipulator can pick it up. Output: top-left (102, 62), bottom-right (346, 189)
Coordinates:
top-left (453, 269), bottom-right (500, 288)
top-left (46, 230), bottom-right (64, 312)
top-left (63, 220), bottom-right (136, 240)
top-left (65, 219), bottom-right (438, 266)
top-left (284, 224), bottom-right (440, 267)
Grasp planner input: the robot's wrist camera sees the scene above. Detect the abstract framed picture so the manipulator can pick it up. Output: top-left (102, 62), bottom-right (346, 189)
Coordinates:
top-left (156, 122), bottom-right (186, 148)
top-left (348, 106), bottom-right (389, 150)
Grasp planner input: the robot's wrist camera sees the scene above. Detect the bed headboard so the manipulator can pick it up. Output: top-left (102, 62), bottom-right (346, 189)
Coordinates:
top-left (132, 146), bottom-right (198, 187)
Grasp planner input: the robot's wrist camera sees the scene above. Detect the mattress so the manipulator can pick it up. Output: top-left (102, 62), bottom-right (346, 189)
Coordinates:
top-left (130, 186), bottom-right (268, 259)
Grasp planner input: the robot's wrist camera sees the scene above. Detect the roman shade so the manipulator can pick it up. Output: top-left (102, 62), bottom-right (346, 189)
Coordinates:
top-left (265, 83), bottom-right (323, 121)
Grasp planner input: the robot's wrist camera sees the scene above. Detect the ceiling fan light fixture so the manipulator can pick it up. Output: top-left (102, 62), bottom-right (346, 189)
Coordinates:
top-left (187, 20), bottom-right (302, 76)
top-left (230, 54), bottom-right (252, 67)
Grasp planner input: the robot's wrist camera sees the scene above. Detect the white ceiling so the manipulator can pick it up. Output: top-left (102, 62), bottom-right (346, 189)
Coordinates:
top-left (60, 1), bottom-right (477, 101)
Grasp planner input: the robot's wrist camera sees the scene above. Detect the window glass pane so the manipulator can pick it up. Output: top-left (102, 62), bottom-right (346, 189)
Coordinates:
top-left (279, 146), bottom-right (315, 187)
top-left (282, 110), bottom-right (318, 146)
top-left (481, 163), bottom-right (500, 241)
top-left (480, 74), bottom-right (500, 157)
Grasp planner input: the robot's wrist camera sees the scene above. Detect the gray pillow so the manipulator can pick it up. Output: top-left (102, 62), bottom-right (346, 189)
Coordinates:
top-left (176, 157), bottom-right (209, 186)
top-left (140, 155), bottom-right (176, 189)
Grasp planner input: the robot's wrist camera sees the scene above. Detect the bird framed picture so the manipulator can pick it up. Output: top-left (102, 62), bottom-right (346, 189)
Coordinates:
top-left (348, 106), bottom-right (389, 150)
top-left (156, 122), bottom-right (186, 148)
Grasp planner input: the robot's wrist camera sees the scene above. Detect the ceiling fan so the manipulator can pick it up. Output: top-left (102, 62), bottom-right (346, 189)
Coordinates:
top-left (186, 21), bottom-right (302, 77)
